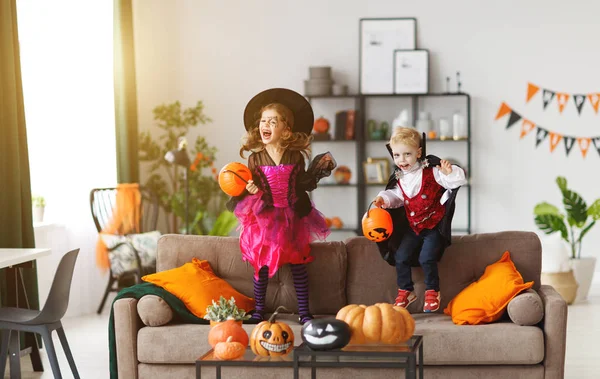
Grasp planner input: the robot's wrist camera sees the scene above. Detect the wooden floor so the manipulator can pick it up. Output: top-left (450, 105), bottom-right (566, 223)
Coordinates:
top-left (3, 282), bottom-right (599, 379)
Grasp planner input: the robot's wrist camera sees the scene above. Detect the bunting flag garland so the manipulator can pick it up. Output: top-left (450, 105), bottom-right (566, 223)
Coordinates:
top-left (527, 82), bottom-right (600, 115)
top-left (495, 102), bottom-right (600, 158)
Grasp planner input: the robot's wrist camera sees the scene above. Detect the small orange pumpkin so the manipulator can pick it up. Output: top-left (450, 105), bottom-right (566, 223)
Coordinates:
top-left (336, 303), bottom-right (415, 345)
top-left (333, 166), bottom-right (351, 184)
top-left (313, 117), bottom-right (330, 134)
top-left (214, 336), bottom-right (246, 360)
top-left (218, 162), bottom-right (252, 196)
top-left (208, 320), bottom-right (249, 348)
top-left (331, 217), bottom-right (343, 229)
top-left (250, 306), bottom-right (294, 356)
top-left (362, 202), bottom-right (393, 242)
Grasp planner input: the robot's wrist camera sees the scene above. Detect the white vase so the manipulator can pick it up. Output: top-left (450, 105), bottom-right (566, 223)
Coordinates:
top-left (571, 257), bottom-right (597, 303)
top-left (33, 206), bottom-right (45, 223)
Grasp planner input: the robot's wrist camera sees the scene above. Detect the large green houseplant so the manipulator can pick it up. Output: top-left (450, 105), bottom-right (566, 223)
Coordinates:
top-left (139, 101), bottom-right (237, 235)
top-left (534, 176), bottom-right (600, 259)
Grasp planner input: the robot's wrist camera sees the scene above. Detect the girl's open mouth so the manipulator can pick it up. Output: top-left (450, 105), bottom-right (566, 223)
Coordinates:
top-left (261, 130), bottom-right (272, 139)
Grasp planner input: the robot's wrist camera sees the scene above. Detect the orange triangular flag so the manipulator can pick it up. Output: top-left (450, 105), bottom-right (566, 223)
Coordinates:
top-left (556, 93), bottom-right (570, 113)
top-left (526, 83), bottom-right (540, 103)
top-left (520, 119), bottom-right (536, 139)
top-left (578, 137), bottom-right (591, 158)
top-left (495, 102), bottom-right (512, 120)
top-left (588, 93), bottom-right (600, 114)
top-left (549, 132), bottom-right (563, 152)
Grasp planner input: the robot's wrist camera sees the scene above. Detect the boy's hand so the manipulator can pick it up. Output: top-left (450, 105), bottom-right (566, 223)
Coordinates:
top-left (438, 160), bottom-right (453, 175)
top-left (246, 180), bottom-right (259, 194)
top-left (373, 196), bottom-right (385, 208)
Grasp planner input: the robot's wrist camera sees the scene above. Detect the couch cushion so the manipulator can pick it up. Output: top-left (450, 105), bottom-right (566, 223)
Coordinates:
top-left (344, 231), bottom-right (542, 313)
top-left (414, 314), bottom-right (544, 365)
top-left (507, 289), bottom-right (544, 326)
top-left (156, 235), bottom-right (347, 314)
top-left (137, 295), bottom-right (173, 327)
top-left (137, 313), bottom-right (544, 366)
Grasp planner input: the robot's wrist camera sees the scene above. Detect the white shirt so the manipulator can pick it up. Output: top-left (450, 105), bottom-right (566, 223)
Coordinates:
top-left (377, 163), bottom-right (467, 209)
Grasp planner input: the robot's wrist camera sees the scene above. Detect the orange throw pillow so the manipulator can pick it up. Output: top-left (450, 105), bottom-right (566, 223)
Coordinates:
top-left (443, 251), bottom-right (533, 325)
top-left (142, 258), bottom-right (255, 319)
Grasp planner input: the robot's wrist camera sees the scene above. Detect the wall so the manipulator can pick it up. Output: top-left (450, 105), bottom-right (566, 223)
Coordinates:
top-left (132, 0), bottom-right (600, 274)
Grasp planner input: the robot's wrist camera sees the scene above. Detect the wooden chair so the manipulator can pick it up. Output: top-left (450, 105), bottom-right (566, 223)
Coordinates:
top-left (90, 186), bottom-right (159, 314)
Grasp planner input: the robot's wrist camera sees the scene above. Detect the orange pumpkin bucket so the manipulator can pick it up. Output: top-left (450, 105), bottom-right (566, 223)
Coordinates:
top-left (362, 202), bottom-right (393, 242)
top-left (218, 162), bottom-right (252, 196)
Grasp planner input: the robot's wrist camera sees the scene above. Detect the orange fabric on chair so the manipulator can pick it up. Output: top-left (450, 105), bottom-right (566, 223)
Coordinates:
top-left (141, 258), bottom-right (255, 318)
top-left (95, 183), bottom-right (142, 270)
top-left (443, 251), bottom-right (534, 325)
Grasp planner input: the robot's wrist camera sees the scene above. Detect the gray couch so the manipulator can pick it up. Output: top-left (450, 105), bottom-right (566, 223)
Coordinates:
top-left (113, 231), bottom-right (567, 379)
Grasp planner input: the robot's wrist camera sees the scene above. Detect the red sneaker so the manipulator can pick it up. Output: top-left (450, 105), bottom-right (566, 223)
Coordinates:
top-left (394, 289), bottom-right (417, 308)
top-left (423, 290), bottom-right (441, 313)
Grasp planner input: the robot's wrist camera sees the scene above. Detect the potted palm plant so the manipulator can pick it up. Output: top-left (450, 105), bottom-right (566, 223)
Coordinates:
top-left (534, 176), bottom-right (600, 303)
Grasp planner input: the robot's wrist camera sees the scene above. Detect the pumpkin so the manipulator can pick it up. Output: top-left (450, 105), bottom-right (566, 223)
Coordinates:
top-left (336, 303), bottom-right (415, 345)
top-left (362, 203), bottom-right (393, 242)
top-left (331, 217), bottom-right (343, 229)
top-left (333, 166), bottom-right (351, 184)
top-left (250, 306), bottom-right (294, 356)
top-left (218, 162), bottom-right (252, 196)
top-left (301, 318), bottom-right (351, 350)
top-left (214, 336), bottom-right (246, 360)
top-left (208, 320), bottom-right (249, 348)
top-left (313, 117), bottom-right (330, 134)
top-left (324, 217), bottom-right (332, 228)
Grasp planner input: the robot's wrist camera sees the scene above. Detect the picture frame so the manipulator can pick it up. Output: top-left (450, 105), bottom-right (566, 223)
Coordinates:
top-left (363, 158), bottom-right (390, 184)
top-left (393, 49), bottom-right (429, 94)
top-left (359, 18), bottom-right (417, 94)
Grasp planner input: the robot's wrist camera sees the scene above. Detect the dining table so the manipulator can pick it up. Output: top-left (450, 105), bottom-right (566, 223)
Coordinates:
top-left (0, 248), bottom-right (51, 376)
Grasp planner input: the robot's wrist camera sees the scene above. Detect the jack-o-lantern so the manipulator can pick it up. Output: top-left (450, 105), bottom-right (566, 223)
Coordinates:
top-left (301, 318), bottom-right (351, 351)
top-left (362, 203), bottom-right (393, 242)
top-left (218, 162), bottom-right (252, 196)
top-left (250, 306), bottom-right (294, 356)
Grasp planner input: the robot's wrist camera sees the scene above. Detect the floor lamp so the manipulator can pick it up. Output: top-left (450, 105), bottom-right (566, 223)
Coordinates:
top-left (165, 139), bottom-right (191, 234)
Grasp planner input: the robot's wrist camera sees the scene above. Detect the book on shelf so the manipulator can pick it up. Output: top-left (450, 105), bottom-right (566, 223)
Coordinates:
top-left (334, 110), bottom-right (359, 140)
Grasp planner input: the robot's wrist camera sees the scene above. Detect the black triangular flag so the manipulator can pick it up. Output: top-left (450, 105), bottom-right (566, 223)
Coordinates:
top-left (542, 89), bottom-right (555, 109)
top-left (573, 95), bottom-right (586, 115)
top-left (593, 137), bottom-right (600, 157)
top-left (563, 136), bottom-right (576, 156)
top-left (535, 127), bottom-right (549, 147)
top-left (506, 111), bottom-right (522, 129)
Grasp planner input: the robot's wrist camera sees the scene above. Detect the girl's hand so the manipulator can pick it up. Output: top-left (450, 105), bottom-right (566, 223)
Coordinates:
top-left (246, 180), bottom-right (259, 194)
top-left (438, 160), bottom-right (453, 175)
top-left (373, 196), bottom-right (385, 208)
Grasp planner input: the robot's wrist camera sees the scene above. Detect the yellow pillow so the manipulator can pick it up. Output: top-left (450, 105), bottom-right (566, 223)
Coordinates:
top-left (142, 258), bottom-right (255, 318)
top-left (443, 251), bottom-right (533, 325)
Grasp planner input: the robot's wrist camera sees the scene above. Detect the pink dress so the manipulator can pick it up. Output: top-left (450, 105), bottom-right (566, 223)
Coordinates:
top-left (232, 150), bottom-right (335, 278)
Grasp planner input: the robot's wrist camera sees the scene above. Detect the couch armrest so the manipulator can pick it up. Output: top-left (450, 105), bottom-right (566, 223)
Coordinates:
top-left (538, 285), bottom-right (568, 379)
top-left (114, 298), bottom-right (141, 379)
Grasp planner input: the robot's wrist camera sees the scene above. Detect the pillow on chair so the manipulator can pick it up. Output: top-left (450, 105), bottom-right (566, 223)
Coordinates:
top-left (444, 251), bottom-right (534, 325)
top-left (100, 231), bottom-right (161, 276)
top-left (141, 258), bottom-right (255, 319)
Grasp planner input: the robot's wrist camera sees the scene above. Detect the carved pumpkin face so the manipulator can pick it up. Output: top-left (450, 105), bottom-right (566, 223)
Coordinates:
top-left (218, 162), bottom-right (252, 196)
top-left (362, 207), bottom-right (393, 242)
top-left (250, 306), bottom-right (294, 356)
top-left (301, 318), bottom-right (351, 350)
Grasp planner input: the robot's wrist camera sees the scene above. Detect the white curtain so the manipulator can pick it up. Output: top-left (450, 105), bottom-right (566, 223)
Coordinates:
top-left (18, 0), bottom-right (117, 316)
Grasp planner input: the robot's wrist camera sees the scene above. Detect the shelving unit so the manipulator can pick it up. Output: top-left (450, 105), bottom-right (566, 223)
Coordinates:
top-left (308, 92), bottom-right (472, 239)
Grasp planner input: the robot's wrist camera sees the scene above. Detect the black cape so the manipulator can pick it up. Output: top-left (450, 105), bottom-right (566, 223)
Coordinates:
top-left (375, 154), bottom-right (461, 267)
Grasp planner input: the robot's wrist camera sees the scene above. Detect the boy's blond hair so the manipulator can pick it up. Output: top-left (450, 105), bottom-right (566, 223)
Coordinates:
top-left (389, 127), bottom-right (421, 148)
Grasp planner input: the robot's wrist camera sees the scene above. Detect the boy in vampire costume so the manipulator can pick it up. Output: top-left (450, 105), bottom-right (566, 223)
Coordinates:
top-left (373, 128), bottom-right (467, 312)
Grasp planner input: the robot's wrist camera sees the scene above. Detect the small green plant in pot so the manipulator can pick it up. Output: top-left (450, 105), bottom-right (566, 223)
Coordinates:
top-left (32, 195), bottom-right (46, 223)
top-left (204, 296), bottom-right (251, 325)
top-left (534, 176), bottom-right (600, 303)
top-left (534, 176), bottom-right (600, 259)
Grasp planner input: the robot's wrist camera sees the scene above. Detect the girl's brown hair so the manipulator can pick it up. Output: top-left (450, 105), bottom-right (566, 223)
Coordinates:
top-left (239, 103), bottom-right (312, 159)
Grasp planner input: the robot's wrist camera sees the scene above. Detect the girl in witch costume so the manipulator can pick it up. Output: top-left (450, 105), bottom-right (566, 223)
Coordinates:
top-left (373, 127), bottom-right (467, 313)
top-left (228, 88), bottom-right (336, 324)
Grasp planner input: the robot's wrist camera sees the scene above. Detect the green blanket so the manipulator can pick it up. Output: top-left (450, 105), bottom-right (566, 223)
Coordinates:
top-left (108, 282), bottom-right (207, 379)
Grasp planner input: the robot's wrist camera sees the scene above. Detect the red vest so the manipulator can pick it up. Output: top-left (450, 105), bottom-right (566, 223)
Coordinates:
top-left (399, 167), bottom-right (446, 235)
